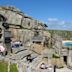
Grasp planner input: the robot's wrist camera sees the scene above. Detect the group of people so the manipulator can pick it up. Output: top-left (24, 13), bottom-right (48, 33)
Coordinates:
top-left (26, 54), bottom-right (48, 70)
top-left (11, 41), bottom-right (23, 48)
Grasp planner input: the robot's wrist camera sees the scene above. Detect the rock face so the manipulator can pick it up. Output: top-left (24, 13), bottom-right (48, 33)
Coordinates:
top-left (0, 6), bottom-right (53, 71)
top-left (52, 34), bottom-right (63, 55)
top-left (0, 6), bottom-right (50, 45)
top-left (0, 6), bottom-right (22, 25)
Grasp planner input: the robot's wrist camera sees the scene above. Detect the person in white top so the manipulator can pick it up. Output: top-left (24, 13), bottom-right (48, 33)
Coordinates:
top-left (40, 63), bottom-right (47, 69)
top-left (0, 45), bottom-right (5, 55)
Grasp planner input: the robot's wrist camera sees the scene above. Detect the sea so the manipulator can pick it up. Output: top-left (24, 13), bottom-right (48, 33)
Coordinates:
top-left (64, 42), bottom-right (72, 47)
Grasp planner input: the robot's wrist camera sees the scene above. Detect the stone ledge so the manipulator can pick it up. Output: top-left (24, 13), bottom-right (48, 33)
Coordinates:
top-left (67, 63), bottom-right (72, 70)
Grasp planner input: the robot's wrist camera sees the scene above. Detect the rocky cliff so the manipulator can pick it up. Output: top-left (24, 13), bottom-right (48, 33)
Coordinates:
top-left (0, 6), bottom-right (50, 45)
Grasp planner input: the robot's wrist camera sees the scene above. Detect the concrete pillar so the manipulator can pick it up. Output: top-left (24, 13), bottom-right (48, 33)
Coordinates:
top-left (5, 43), bottom-right (12, 55)
top-left (67, 49), bottom-right (72, 68)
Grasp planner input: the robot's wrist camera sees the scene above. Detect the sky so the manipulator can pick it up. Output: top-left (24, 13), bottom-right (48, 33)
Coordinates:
top-left (0, 0), bottom-right (72, 30)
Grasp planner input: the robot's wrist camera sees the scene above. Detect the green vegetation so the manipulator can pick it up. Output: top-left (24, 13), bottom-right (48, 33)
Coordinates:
top-left (52, 53), bottom-right (60, 58)
top-left (48, 30), bottom-right (72, 40)
top-left (10, 64), bottom-right (18, 72)
top-left (0, 61), bottom-right (18, 72)
top-left (0, 61), bottom-right (8, 72)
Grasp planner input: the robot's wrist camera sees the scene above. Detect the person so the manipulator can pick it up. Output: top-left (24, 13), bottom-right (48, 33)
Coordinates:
top-left (26, 54), bottom-right (32, 62)
top-left (40, 63), bottom-right (47, 69)
top-left (19, 41), bottom-right (23, 46)
top-left (54, 65), bottom-right (56, 72)
top-left (12, 41), bottom-right (23, 48)
top-left (0, 45), bottom-right (5, 55)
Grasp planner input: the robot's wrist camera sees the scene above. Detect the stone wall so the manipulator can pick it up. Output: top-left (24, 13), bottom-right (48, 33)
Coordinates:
top-left (0, 6), bottom-right (50, 44)
top-left (52, 34), bottom-right (63, 55)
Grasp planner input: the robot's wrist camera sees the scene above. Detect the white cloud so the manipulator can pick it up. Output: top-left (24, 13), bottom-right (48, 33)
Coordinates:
top-left (60, 21), bottom-right (65, 25)
top-left (48, 18), bottom-right (58, 21)
top-left (47, 18), bottom-right (72, 30)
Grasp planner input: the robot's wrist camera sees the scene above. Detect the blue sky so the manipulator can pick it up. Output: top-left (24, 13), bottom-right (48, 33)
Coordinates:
top-left (0, 0), bottom-right (72, 30)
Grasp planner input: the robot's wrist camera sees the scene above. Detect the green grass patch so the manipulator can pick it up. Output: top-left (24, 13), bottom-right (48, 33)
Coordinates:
top-left (0, 61), bottom-right (8, 72)
top-left (10, 64), bottom-right (18, 72)
top-left (52, 53), bottom-right (60, 58)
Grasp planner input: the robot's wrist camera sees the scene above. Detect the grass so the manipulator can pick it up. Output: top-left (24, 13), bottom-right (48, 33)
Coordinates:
top-left (0, 61), bottom-right (8, 72)
top-left (0, 61), bottom-right (18, 72)
top-left (10, 64), bottom-right (18, 72)
top-left (52, 53), bottom-right (60, 58)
